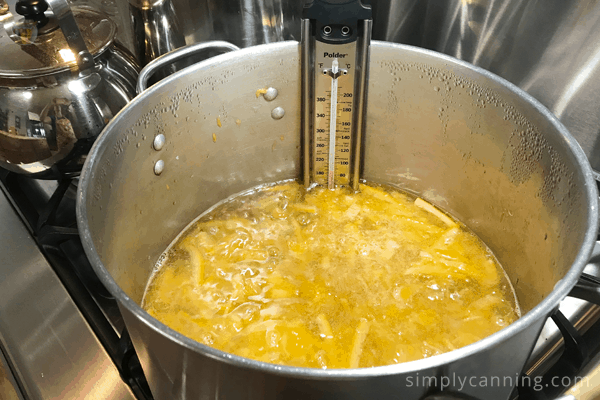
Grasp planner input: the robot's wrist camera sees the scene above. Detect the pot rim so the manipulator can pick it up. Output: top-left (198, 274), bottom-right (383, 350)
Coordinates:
top-left (77, 40), bottom-right (599, 379)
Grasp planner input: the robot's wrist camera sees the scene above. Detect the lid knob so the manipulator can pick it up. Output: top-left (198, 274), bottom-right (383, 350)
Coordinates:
top-left (15, 0), bottom-right (49, 27)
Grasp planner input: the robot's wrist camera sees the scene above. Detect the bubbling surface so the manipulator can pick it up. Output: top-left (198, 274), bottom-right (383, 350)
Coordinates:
top-left (143, 182), bottom-right (519, 369)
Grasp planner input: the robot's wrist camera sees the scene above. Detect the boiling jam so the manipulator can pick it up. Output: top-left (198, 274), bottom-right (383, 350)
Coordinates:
top-left (142, 182), bottom-right (519, 369)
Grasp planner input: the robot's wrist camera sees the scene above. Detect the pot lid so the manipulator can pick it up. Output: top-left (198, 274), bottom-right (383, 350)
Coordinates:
top-left (0, 7), bottom-right (116, 78)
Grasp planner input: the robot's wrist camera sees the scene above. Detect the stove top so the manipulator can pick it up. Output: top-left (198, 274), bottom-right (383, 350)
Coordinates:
top-left (0, 171), bottom-right (150, 399)
top-left (0, 169), bottom-right (599, 400)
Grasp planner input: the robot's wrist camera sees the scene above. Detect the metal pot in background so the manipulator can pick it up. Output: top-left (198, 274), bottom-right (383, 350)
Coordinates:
top-left (0, 0), bottom-right (138, 178)
top-left (77, 41), bottom-right (598, 400)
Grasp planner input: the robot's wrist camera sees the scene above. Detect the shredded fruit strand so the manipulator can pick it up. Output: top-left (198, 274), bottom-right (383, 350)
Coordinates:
top-left (414, 198), bottom-right (456, 227)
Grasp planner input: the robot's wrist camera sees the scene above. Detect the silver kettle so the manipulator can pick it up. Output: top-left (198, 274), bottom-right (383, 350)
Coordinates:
top-left (0, 0), bottom-right (138, 178)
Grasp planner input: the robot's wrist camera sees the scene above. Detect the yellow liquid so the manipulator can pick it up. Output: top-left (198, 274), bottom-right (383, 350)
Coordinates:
top-left (143, 182), bottom-right (519, 369)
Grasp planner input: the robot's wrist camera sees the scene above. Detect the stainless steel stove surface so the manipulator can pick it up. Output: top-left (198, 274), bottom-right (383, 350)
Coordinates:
top-left (0, 176), bottom-right (138, 399)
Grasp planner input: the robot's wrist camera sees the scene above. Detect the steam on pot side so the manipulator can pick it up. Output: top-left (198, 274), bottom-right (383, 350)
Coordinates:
top-left (142, 181), bottom-right (520, 369)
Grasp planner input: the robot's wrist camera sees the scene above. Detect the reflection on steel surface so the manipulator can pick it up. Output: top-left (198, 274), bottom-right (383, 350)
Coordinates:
top-left (0, 190), bottom-right (135, 400)
top-left (417, 0), bottom-right (600, 174)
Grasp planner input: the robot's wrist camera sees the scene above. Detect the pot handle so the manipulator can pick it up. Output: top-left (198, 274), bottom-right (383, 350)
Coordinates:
top-left (136, 41), bottom-right (240, 94)
top-left (44, 0), bottom-right (95, 72)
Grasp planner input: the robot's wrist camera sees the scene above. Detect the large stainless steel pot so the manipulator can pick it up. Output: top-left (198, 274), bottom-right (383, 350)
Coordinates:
top-left (77, 41), bottom-right (599, 400)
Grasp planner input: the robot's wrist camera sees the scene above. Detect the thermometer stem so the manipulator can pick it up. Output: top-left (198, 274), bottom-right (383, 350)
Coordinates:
top-left (327, 59), bottom-right (340, 190)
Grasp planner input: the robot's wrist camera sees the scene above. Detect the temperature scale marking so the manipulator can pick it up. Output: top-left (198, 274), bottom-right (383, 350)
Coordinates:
top-left (312, 41), bottom-right (356, 188)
